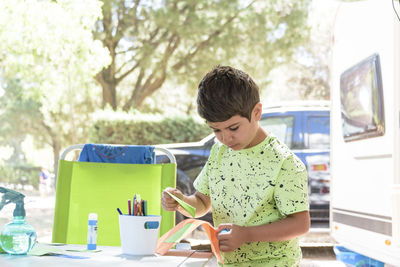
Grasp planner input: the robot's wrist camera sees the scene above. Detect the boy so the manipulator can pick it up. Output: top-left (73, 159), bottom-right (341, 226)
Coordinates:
top-left (161, 65), bottom-right (310, 266)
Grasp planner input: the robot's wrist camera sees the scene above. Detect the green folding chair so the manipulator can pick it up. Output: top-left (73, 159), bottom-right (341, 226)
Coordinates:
top-left (52, 145), bottom-right (176, 247)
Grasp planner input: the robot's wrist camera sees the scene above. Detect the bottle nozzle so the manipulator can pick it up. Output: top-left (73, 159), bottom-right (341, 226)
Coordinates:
top-left (13, 202), bottom-right (26, 217)
top-left (0, 187), bottom-right (26, 217)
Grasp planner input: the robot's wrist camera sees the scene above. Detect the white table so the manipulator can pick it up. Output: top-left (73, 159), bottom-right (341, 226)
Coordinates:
top-left (0, 244), bottom-right (215, 267)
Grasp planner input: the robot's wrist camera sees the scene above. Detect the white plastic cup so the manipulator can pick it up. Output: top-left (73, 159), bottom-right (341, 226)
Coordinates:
top-left (118, 215), bottom-right (161, 255)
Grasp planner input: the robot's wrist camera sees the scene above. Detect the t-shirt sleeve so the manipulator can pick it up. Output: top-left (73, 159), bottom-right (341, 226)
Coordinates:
top-left (274, 154), bottom-right (309, 216)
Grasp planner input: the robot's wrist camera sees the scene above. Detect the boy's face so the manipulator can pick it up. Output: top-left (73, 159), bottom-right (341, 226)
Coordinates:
top-left (207, 103), bottom-right (265, 150)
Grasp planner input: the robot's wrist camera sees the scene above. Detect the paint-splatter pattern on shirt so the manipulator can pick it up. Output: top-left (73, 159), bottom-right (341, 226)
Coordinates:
top-left (194, 135), bottom-right (309, 266)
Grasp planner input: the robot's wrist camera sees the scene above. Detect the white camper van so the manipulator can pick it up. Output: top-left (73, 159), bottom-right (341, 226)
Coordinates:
top-left (330, 0), bottom-right (400, 265)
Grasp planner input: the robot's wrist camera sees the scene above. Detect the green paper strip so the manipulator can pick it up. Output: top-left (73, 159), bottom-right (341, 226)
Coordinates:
top-left (28, 245), bottom-right (63, 256)
top-left (166, 191), bottom-right (196, 218)
top-left (165, 223), bottom-right (193, 243)
top-left (40, 243), bottom-right (66, 246)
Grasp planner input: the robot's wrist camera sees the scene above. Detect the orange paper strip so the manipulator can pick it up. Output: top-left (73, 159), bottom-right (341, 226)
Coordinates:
top-left (156, 218), bottom-right (224, 264)
top-left (164, 249), bottom-right (213, 258)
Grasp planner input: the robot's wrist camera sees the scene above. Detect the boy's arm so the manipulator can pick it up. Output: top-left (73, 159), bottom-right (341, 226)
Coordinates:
top-left (161, 187), bottom-right (211, 218)
top-left (216, 210), bottom-right (310, 252)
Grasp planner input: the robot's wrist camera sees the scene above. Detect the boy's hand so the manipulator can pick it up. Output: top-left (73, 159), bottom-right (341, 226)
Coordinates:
top-left (161, 187), bottom-right (183, 211)
top-left (216, 224), bottom-right (246, 252)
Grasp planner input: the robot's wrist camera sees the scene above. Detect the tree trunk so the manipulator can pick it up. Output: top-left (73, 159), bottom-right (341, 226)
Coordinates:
top-left (130, 73), bottom-right (166, 109)
top-left (41, 121), bottom-right (61, 188)
top-left (6, 138), bottom-right (26, 165)
top-left (96, 66), bottom-right (117, 110)
top-left (52, 140), bottom-right (60, 189)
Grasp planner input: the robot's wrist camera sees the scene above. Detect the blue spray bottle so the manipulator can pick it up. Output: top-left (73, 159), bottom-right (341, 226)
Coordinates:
top-left (0, 187), bottom-right (37, 254)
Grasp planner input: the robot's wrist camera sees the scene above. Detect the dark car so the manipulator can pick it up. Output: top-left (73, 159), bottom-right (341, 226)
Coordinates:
top-left (158, 101), bottom-right (330, 224)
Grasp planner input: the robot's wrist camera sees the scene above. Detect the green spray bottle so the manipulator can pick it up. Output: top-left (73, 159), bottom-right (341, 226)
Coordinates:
top-left (0, 187), bottom-right (37, 254)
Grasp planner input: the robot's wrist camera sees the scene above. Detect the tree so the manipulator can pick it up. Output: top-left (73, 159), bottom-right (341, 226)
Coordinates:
top-left (0, 79), bottom-right (42, 165)
top-left (284, 1), bottom-right (339, 100)
top-left (0, 0), bottom-right (110, 173)
top-left (94, 0), bottom-right (311, 110)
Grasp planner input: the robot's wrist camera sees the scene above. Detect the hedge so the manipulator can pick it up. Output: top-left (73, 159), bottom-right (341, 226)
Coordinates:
top-left (0, 164), bottom-right (40, 189)
top-left (89, 111), bottom-right (212, 145)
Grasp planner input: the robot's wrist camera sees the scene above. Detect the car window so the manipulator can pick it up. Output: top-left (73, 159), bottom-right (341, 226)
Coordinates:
top-left (307, 116), bottom-right (330, 149)
top-left (260, 116), bottom-right (294, 148)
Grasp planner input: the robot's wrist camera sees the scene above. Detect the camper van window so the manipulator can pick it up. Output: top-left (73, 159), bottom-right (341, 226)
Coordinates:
top-left (340, 53), bottom-right (384, 141)
top-left (260, 116), bottom-right (294, 148)
top-left (307, 116), bottom-right (330, 149)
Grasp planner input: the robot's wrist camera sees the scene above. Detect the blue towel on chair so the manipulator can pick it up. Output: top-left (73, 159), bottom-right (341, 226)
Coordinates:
top-left (78, 144), bottom-right (155, 164)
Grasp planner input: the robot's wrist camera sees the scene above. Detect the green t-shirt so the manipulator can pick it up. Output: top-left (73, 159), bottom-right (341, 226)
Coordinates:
top-left (193, 135), bottom-right (309, 267)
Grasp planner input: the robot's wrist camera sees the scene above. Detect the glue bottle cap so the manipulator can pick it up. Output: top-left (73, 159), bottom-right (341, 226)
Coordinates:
top-left (88, 213), bottom-right (97, 220)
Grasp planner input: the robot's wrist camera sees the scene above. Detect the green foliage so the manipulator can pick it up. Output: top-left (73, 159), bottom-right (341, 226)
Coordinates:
top-left (89, 110), bottom-right (211, 145)
top-left (0, 165), bottom-right (40, 189)
top-left (283, 1), bottom-right (337, 101)
top-left (0, 0), bottom-right (110, 172)
top-left (0, 0), bottom-right (109, 101)
top-left (0, 0), bottom-right (313, 178)
top-left (94, 0), bottom-right (312, 110)
top-left (0, 80), bottom-right (42, 142)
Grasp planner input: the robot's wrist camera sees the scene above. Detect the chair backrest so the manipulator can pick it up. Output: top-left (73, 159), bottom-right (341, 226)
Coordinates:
top-left (52, 145), bottom-right (176, 246)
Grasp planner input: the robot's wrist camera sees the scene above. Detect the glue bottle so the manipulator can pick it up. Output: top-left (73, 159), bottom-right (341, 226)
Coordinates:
top-left (87, 213), bottom-right (98, 250)
top-left (0, 187), bottom-right (37, 255)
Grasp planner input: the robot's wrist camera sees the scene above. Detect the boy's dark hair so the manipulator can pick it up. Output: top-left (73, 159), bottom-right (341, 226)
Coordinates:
top-left (197, 65), bottom-right (260, 122)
